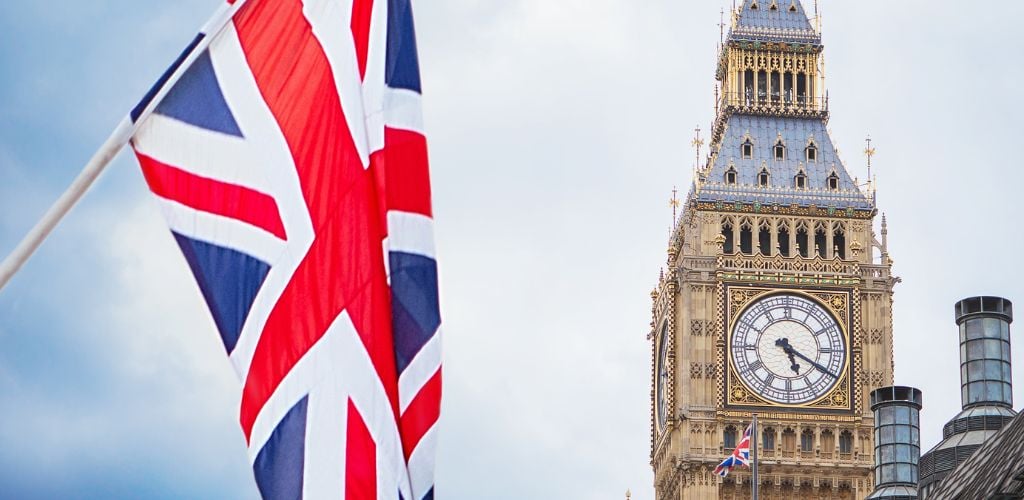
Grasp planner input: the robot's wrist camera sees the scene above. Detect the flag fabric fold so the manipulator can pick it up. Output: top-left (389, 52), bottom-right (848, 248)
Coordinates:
top-left (714, 423), bottom-right (752, 477)
top-left (128, 0), bottom-right (440, 498)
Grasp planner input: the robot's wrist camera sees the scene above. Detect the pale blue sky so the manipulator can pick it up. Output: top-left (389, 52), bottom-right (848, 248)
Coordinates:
top-left (1, 1), bottom-right (1023, 499)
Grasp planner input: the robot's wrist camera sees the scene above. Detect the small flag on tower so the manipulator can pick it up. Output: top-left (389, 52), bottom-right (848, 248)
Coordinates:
top-left (714, 423), bottom-right (753, 477)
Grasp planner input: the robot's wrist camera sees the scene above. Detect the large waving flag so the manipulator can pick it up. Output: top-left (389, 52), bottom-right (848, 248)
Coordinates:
top-left (128, 0), bottom-right (441, 498)
top-left (714, 424), bottom-right (752, 477)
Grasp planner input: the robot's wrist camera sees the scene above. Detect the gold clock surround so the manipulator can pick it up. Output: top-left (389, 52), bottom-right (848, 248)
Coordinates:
top-left (721, 286), bottom-right (857, 412)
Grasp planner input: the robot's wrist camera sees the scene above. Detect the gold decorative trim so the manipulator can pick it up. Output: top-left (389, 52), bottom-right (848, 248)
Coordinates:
top-left (716, 410), bottom-right (861, 423)
top-left (719, 272), bottom-right (859, 287)
top-left (722, 285), bottom-right (855, 413)
top-left (695, 200), bottom-right (874, 219)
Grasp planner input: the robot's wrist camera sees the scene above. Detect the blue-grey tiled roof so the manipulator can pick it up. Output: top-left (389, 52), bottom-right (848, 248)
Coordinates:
top-left (739, 0), bottom-right (812, 30)
top-left (729, 0), bottom-right (821, 45)
top-left (694, 115), bottom-right (873, 210)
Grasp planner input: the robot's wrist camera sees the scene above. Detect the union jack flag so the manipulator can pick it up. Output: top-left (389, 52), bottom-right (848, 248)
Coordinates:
top-left (128, 0), bottom-right (440, 498)
top-left (714, 424), bottom-right (752, 477)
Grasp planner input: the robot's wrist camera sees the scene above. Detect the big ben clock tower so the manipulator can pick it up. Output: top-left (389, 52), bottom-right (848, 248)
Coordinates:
top-left (650, 1), bottom-right (897, 499)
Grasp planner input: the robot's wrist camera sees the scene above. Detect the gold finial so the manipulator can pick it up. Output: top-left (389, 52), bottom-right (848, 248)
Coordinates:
top-left (670, 186), bottom-right (680, 222)
top-left (626, 489), bottom-right (632, 500)
top-left (692, 126), bottom-right (704, 173)
top-left (864, 136), bottom-right (876, 182)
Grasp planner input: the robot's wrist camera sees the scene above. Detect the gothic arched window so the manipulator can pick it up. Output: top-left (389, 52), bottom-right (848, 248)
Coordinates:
top-left (758, 167), bottom-right (770, 187)
top-left (800, 429), bottom-right (815, 452)
top-left (794, 171), bottom-right (807, 189)
top-left (796, 223), bottom-right (809, 258)
top-left (834, 225), bottom-right (847, 260)
top-left (774, 140), bottom-right (786, 161)
top-left (725, 166), bottom-right (738, 185)
top-left (821, 430), bottom-right (835, 454)
top-left (778, 224), bottom-right (791, 257)
top-left (839, 431), bottom-right (854, 454)
top-left (721, 220), bottom-right (735, 254)
top-left (762, 427), bottom-right (776, 450)
top-left (739, 220), bottom-right (754, 255)
top-left (815, 224), bottom-right (827, 258)
top-left (781, 428), bottom-right (797, 452)
top-left (758, 220), bottom-right (771, 255)
top-left (724, 426), bottom-right (738, 450)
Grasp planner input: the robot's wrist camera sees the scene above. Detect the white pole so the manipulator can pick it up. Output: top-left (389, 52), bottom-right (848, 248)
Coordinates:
top-left (0, 118), bottom-right (132, 290)
top-left (0, 0), bottom-right (247, 293)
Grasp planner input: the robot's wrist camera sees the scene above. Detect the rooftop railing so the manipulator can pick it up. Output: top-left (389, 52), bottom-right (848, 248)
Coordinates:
top-left (720, 91), bottom-right (829, 116)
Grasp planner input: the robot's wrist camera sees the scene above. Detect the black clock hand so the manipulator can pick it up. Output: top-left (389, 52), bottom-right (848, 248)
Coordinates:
top-left (790, 349), bottom-right (839, 379)
top-left (774, 338), bottom-right (801, 375)
top-left (776, 339), bottom-right (839, 379)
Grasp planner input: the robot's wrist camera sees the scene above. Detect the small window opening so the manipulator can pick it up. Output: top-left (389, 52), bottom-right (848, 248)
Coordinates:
top-left (794, 172), bottom-right (807, 189)
top-left (744, 70), bottom-right (755, 105)
top-left (839, 431), bottom-right (853, 454)
top-left (724, 426), bottom-right (738, 450)
top-left (758, 70), bottom-right (768, 103)
top-left (758, 168), bottom-right (770, 187)
top-left (814, 227), bottom-right (827, 258)
top-left (827, 172), bottom-right (840, 190)
top-left (722, 222), bottom-right (735, 254)
top-left (821, 430), bottom-right (835, 454)
top-left (796, 226), bottom-right (809, 258)
top-left (769, 0), bottom-right (779, 11)
top-left (778, 225), bottom-right (791, 257)
top-left (758, 225), bottom-right (771, 255)
top-left (740, 224), bottom-right (753, 255)
top-left (741, 140), bottom-right (754, 159)
top-left (806, 143), bottom-right (818, 162)
top-left (789, 2), bottom-right (798, 12)
top-left (834, 228), bottom-right (847, 259)
top-left (725, 167), bottom-right (738, 185)
top-left (782, 428), bottom-right (797, 452)
top-left (774, 140), bottom-right (786, 161)
top-left (762, 428), bottom-right (776, 451)
top-left (771, 71), bottom-right (781, 103)
top-left (797, 72), bottom-right (807, 104)
top-left (750, 0), bottom-right (759, 10)
top-left (783, 72), bottom-right (794, 104)
top-left (800, 429), bottom-right (814, 452)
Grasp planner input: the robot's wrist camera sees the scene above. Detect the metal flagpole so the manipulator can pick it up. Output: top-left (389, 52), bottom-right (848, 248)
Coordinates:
top-left (0, 0), bottom-right (248, 293)
top-left (751, 413), bottom-right (759, 500)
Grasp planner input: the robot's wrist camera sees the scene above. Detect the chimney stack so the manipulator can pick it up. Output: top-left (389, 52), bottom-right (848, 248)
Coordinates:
top-left (867, 386), bottom-right (923, 500)
top-left (918, 296), bottom-right (1016, 498)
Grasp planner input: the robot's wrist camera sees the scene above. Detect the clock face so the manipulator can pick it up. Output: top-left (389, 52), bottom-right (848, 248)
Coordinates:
top-left (656, 322), bottom-right (670, 429)
top-left (731, 294), bottom-right (847, 405)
